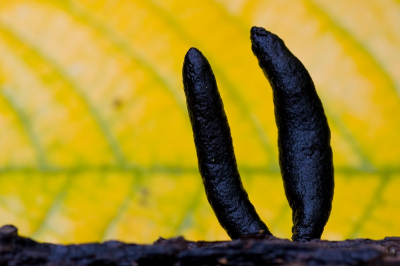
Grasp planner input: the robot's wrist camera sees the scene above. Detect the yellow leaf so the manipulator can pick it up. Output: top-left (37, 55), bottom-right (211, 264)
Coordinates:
top-left (0, 0), bottom-right (399, 243)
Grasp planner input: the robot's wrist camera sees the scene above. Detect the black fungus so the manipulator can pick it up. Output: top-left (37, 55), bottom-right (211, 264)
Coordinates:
top-left (182, 47), bottom-right (271, 239)
top-left (251, 26), bottom-right (334, 241)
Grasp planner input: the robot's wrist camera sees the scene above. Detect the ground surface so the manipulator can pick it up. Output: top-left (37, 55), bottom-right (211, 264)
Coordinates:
top-left (1, 225), bottom-right (399, 265)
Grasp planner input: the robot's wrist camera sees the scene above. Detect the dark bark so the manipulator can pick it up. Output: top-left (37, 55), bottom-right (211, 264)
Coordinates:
top-left (1, 225), bottom-right (399, 265)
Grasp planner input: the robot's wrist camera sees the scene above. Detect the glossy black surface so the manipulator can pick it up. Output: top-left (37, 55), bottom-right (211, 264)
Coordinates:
top-left (182, 47), bottom-right (271, 239)
top-left (251, 27), bottom-right (334, 241)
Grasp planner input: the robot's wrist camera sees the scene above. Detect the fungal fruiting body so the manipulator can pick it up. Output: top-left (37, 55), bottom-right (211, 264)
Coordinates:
top-left (182, 28), bottom-right (334, 241)
top-left (251, 27), bottom-right (334, 241)
top-left (182, 48), bottom-right (271, 239)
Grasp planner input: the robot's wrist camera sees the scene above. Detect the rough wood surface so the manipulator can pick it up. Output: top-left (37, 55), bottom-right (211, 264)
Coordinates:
top-left (1, 225), bottom-right (399, 265)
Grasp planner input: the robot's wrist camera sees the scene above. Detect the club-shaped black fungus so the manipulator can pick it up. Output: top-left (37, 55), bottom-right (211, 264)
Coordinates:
top-left (182, 47), bottom-right (271, 239)
top-left (251, 27), bottom-right (334, 242)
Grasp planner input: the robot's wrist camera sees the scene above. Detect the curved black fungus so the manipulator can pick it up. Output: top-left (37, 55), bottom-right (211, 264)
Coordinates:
top-left (182, 47), bottom-right (271, 239)
top-left (250, 27), bottom-right (334, 242)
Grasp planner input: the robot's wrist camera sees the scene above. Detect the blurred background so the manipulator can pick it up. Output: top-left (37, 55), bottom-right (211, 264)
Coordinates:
top-left (0, 0), bottom-right (399, 244)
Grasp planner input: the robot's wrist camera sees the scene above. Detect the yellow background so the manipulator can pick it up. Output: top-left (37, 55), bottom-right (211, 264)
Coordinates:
top-left (0, 0), bottom-right (400, 244)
